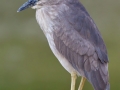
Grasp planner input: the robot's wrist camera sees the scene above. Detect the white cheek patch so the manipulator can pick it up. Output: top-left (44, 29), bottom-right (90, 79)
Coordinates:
top-left (31, 6), bottom-right (37, 9)
top-left (31, 5), bottom-right (40, 9)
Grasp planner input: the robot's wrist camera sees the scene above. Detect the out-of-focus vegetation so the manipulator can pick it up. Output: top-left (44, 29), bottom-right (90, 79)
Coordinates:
top-left (0, 0), bottom-right (120, 90)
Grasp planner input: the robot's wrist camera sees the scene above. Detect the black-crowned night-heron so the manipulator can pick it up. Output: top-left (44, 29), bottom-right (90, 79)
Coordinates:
top-left (17, 0), bottom-right (110, 90)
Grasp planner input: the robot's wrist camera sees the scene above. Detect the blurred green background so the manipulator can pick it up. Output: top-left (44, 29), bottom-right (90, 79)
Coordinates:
top-left (0, 0), bottom-right (120, 90)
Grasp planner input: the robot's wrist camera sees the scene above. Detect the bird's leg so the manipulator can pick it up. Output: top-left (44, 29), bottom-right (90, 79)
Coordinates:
top-left (78, 77), bottom-right (86, 90)
top-left (71, 72), bottom-right (77, 90)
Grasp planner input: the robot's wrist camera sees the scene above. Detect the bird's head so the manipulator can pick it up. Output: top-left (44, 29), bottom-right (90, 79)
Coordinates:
top-left (17, 0), bottom-right (60, 12)
top-left (17, 0), bottom-right (41, 12)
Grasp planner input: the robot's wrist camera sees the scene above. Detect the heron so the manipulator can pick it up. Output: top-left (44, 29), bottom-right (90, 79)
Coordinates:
top-left (17, 0), bottom-right (110, 90)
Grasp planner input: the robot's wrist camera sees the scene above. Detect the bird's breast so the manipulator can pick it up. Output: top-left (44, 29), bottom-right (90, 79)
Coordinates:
top-left (35, 7), bottom-right (78, 74)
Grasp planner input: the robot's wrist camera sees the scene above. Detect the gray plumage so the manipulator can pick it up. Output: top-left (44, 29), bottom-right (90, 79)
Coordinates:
top-left (17, 0), bottom-right (110, 90)
top-left (53, 2), bottom-right (110, 89)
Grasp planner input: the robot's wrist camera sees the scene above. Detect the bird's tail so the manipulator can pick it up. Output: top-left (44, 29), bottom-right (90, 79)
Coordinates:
top-left (84, 63), bottom-right (110, 90)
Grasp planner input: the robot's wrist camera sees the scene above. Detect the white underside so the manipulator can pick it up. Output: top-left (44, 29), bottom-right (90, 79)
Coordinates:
top-left (35, 7), bottom-right (79, 75)
top-left (46, 34), bottom-right (77, 74)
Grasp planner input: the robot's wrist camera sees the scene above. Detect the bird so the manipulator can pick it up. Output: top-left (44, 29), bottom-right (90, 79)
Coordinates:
top-left (17, 0), bottom-right (110, 90)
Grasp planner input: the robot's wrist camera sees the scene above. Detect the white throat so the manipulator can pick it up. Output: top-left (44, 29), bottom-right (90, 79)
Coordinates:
top-left (32, 5), bottom-right (42, 9)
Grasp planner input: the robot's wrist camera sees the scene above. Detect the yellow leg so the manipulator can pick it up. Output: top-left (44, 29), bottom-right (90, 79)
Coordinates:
top-left (78, 77), bottom-right (86, 90)
top-left (71, 72), bottom-right (77, 90)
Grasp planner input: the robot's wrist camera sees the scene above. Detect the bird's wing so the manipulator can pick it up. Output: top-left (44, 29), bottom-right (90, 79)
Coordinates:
top-left (53, 2), bottom-right (109, 90)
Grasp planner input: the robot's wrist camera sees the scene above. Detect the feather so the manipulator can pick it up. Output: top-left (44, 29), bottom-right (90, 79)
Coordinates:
top-left (35, 0), bottom-right (110, 89)
top-left (52, 1), bottom-right (110, 90)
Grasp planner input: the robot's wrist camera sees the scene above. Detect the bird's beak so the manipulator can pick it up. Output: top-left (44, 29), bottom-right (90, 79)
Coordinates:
top-left (17, 0), bottom-right (38, 12)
